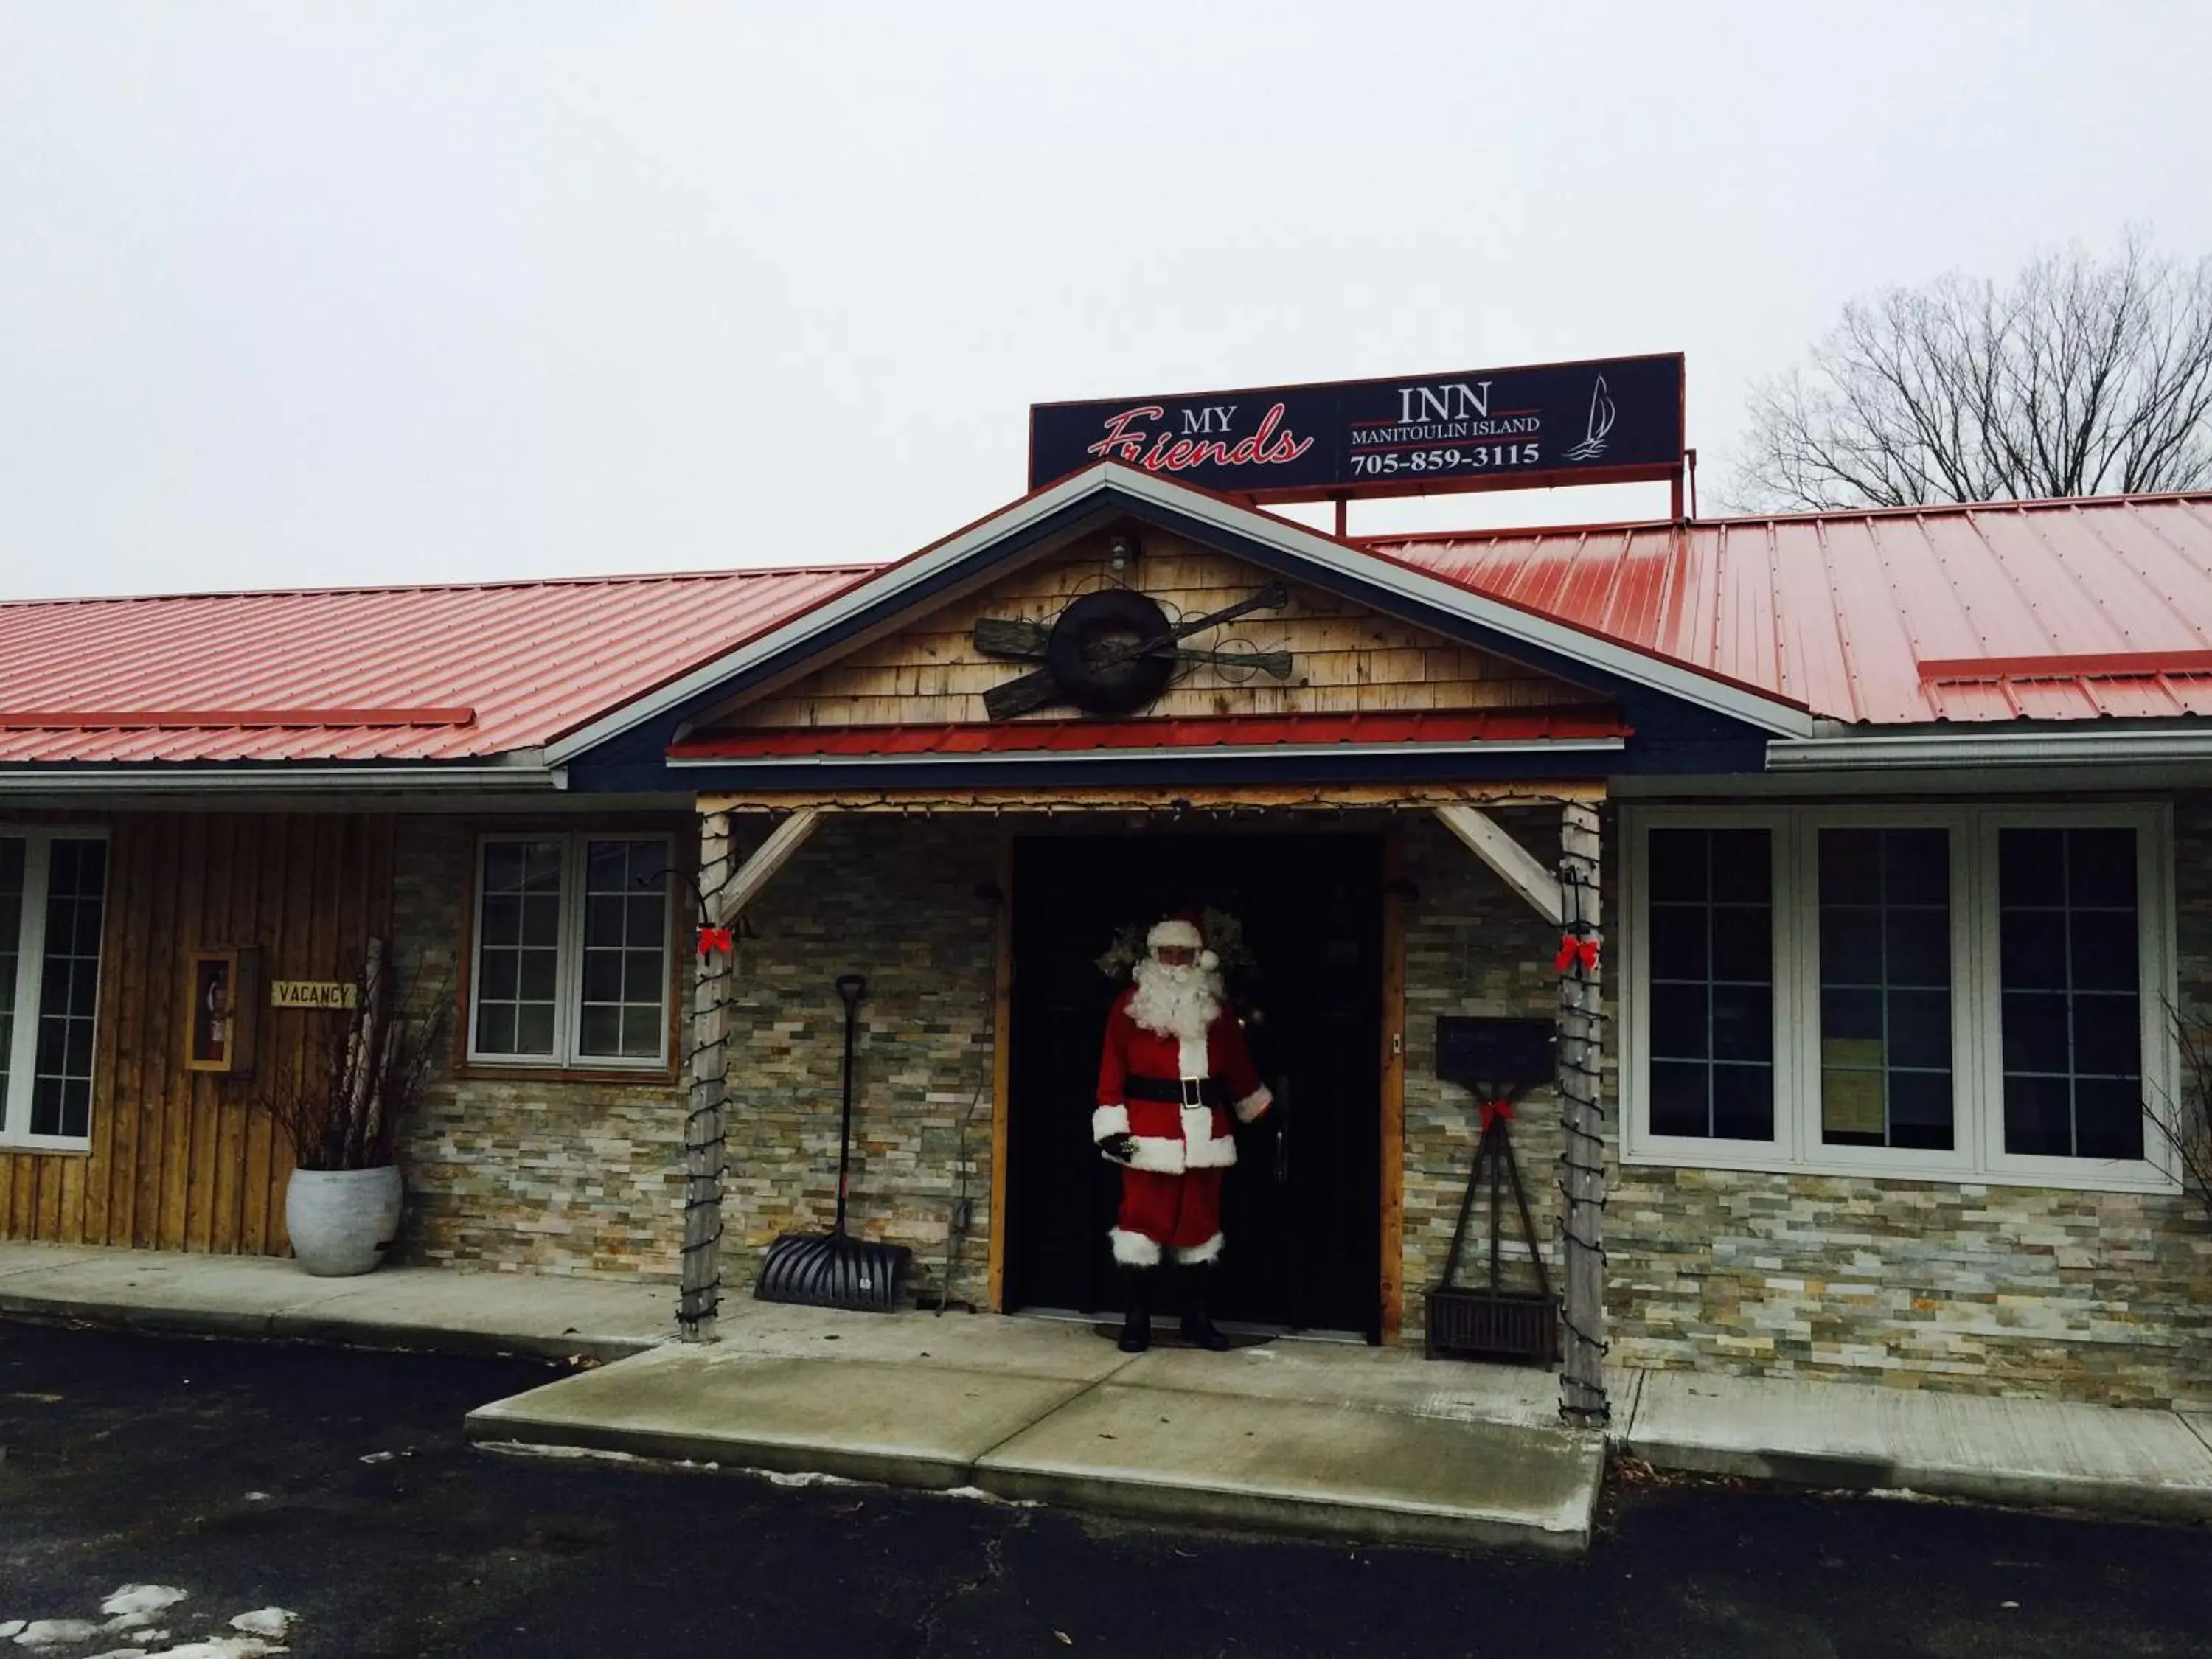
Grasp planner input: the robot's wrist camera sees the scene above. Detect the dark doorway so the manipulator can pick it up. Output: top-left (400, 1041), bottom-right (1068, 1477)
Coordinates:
top-left (1006, 832), bottom-right (1385, 1339)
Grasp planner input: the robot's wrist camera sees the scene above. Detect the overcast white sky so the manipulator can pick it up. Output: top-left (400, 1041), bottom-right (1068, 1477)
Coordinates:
top-left (2, 3), bottom-right (2208, 601)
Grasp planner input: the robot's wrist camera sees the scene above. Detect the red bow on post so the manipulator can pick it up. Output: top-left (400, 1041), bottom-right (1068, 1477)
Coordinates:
top-left (1481, 1099), bottom-right (1514, 1131)
top-left (1554, 933), bottom-right (1600, 974)
top-left (696, 924), bottom-right (734, 958)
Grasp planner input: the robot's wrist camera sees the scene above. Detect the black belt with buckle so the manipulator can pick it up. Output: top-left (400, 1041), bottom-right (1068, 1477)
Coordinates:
top-left (1123, 1076), bottom-right (1225, 1107)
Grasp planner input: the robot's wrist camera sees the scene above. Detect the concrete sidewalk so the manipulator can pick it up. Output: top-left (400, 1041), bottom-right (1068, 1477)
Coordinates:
top-left (0, 1240), bottom-right (671, 1361)
top-left (463, 1301), bottom-right (1607, 1553)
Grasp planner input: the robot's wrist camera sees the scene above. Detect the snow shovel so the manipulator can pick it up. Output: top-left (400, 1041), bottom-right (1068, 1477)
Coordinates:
top-left (755, 973), bottom-right (912, 1313)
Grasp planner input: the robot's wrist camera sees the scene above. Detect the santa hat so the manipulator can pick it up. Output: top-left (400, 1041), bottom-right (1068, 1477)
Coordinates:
top-left (1146, 912), bottom-right (1220, 972)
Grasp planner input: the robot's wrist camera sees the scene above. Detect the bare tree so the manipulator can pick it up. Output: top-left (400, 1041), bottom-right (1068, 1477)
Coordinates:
top-left (1729, 233), bottom-right (2212, 512)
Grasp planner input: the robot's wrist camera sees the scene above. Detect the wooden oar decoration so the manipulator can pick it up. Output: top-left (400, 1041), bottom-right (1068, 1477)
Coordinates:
top-left (975, 585), bottom-right (1293, 720)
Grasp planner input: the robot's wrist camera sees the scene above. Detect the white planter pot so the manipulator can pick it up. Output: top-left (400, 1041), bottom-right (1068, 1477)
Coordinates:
top-left (285, 1164), bottom-right (404, 1277)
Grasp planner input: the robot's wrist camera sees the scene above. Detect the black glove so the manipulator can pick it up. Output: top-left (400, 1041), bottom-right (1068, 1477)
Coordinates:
top-left (1096, 1132), bottom-right (1136, 1164)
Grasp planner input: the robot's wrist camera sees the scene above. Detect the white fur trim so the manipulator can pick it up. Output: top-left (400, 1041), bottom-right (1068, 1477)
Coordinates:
top-left (1110, 1228), bottom-right (1162, 1267)
top-left (1091, 1103), bottom-right (1130, 1141)
top-left (1123, 1135), bottom-right (1186, 1174)
top-left (1178, 1037), bottom-right (1210, 1077)
top-left (1175, 1234), bottom-right (1224, 1266)
top-left (1233, 1085), bottom-right (1273, 1125)
top-left (1147, 918), bottom-right (1203, 952)
top-left (1183, 1132), bottom-right (1239, 1169)
top-left (1197, 949), bottom-right (1219, 971)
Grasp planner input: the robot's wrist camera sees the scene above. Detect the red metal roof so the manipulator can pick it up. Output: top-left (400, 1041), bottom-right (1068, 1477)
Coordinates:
top-left (671, 711), bottom-right (1627, 761)
top-left (7, 489), bottom-right (2211, 768)
top-left (0, 566), bottom-right (864, 762)
top-left (1374, 492), bottom-right (2212, 726)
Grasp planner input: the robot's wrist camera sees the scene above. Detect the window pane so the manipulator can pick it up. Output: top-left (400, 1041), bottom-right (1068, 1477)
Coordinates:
top-left (1645, 829), bottom-right (1773, 1141)
top-left (1711, 984), bottom-right (1772, 1061)
top-left (2075, 1078), bottom-right (2146, 1160)
top-left (1816, 828), bottom-right (1953, 1151)
top-left (475, 839), bottom-right (563, 1057)
top-left (1648, 905), bottom-right (1705, 980)
top-left (1650, 983), bottom-right (1708, 1060)
top-left (1712, 1064), bottom-right (1775, 1140)
top-left (575, 840), bottom-right (667, 1062)
top-left (1649, 1060), bottom-right (1711, 1137)
top-left (581, 949), bottom-right (623, 1002)
top-left (577, 1004), bottom-right (620, 1056)
top-left (29, 838), bottom-right (105, 1140)
top-left (1998, 827), bottom-right (2144, 1158)
top-left (0, 838), bottom-right (23, 1100)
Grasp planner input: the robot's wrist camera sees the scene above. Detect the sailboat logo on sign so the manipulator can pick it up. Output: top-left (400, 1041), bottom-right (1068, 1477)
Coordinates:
top-left (1563, 376), bottom-right (1617, 462)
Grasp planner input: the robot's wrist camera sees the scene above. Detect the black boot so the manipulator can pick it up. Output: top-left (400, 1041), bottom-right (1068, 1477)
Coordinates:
top-left (1116, 1268), bottom-right (1152, 1354)
top-left (1178, 1263), bottom-right (1231, 1352)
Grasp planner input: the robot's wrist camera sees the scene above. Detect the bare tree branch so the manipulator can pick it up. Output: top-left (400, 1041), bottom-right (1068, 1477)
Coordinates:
top-left (1728, 232), bottom-right (2212, 512)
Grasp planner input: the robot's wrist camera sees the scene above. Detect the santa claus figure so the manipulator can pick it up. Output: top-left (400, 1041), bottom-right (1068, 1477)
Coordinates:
top-left (1091, 913), bottom-right (1274, 1352)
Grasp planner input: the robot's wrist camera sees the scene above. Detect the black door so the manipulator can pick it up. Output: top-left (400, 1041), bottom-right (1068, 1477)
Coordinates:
top-left (1006, 832), bottom-right (1383, 1338)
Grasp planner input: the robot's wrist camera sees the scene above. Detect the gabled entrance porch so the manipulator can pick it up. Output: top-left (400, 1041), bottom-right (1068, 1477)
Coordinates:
top-left (678, 782), bottom-right (1613, 1425)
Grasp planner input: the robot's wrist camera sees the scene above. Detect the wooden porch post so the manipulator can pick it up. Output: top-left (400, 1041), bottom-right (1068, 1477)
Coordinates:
top-left (679, 806), bottom-right (824, 1343)
top-left (680, 810), bottom-right (735, 1342)
top-left (1557, 799), bottom-right (1609, 1425)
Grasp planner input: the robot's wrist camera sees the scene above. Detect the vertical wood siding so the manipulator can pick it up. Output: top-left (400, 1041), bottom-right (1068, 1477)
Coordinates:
top-left (0, 811), bottom-right (395, 1253)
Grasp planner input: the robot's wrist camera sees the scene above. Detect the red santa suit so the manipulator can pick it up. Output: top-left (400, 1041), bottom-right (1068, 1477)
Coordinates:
top-left (1091, 976), bottom-right (1273, 1268)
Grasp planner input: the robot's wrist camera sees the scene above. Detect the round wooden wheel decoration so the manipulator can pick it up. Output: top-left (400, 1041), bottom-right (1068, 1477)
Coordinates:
top-left (1044, 588), bottom-right (1178, 715)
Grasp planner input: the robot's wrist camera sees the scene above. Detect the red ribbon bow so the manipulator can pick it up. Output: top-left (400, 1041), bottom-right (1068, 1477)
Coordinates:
top-left (697, 924), bottom-right (734, 956)
top-left (1554, 933), bottom-right (1600, 974)
top-left (1481, 1099), bottom-right (1514, 1131)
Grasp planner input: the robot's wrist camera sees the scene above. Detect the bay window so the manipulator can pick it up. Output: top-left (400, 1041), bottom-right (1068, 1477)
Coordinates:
top-left (0, 829), bottom-right (110, 1150)
top-left (467, 833), bottom-right (675, 1070)
top-left (1626, 805), bottom-right (2171, 1189)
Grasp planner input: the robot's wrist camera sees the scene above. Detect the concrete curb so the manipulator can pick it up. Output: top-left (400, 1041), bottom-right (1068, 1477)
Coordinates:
top-left (1621, 1432), bottom-right (2212, 1523)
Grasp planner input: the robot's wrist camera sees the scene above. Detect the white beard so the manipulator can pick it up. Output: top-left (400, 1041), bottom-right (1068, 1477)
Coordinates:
top-left (1127, 956), bottom-right (1223, 1046)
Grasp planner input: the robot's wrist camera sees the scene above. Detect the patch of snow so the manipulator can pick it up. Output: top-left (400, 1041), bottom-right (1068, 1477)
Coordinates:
top-left (83, 1649), bottom-right (150, 1659)
top-left (475, 1441), bottom-right (642, 1465)
top-left (15, 1618), bottom-right (106, 1647)
top-left (130, 1641), bottom-right (285, 1659)
top-left (226, 1613), bottom-right (291, 1641)
top-left (753, 1468), bottom-right (858, 1488)
top-left (0, 1628), bottom-right (21, 1642)
top-left (357, 1450), bottom-right (394, 1464)
top-left (101, 1587), bottom-right (187, 1628)
top-left (939, 1486), bottom-right (1038, 1507)
top-left (241, 1494), bottom-right (269, 1503)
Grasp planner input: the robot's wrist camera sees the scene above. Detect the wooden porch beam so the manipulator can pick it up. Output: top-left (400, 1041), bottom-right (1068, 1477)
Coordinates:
top-left (699, 783), bottom-right (1605, 815)
top-left (708, 807), bottom-right (823, 928)
top-left (1433, 804), bottom-right (1563, 926)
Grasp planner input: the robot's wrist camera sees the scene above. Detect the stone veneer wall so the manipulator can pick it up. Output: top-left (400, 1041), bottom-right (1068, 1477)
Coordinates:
top-left (1605, 796), bottom-right (2212, 1408)
top-left (714, 815), bottom-right (1003, 1310)
top-left (380, 796), bottom-right (2212, 1404)
top-left (1395, 810), bottom-right (1571, 1343)
top-left (390, 814), bottom-right (693, 1281)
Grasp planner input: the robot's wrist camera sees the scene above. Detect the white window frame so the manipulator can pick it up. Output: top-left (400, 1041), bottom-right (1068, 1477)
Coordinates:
top-left (0, 824), bottom-right (111, 1153)
top-left (1621, 802), bottom-right (2177, 1193)
top-left (465, 831), bottom-right (676, 1072)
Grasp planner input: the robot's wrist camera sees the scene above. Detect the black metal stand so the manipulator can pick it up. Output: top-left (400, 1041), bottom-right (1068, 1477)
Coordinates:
top-left (1425, 1108), bottom-right (1559, 1366)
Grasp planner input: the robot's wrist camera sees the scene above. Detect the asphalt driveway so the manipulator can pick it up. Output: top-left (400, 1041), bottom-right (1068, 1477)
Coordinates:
top-left (3, 1323), bottom-right (2210, 1657)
